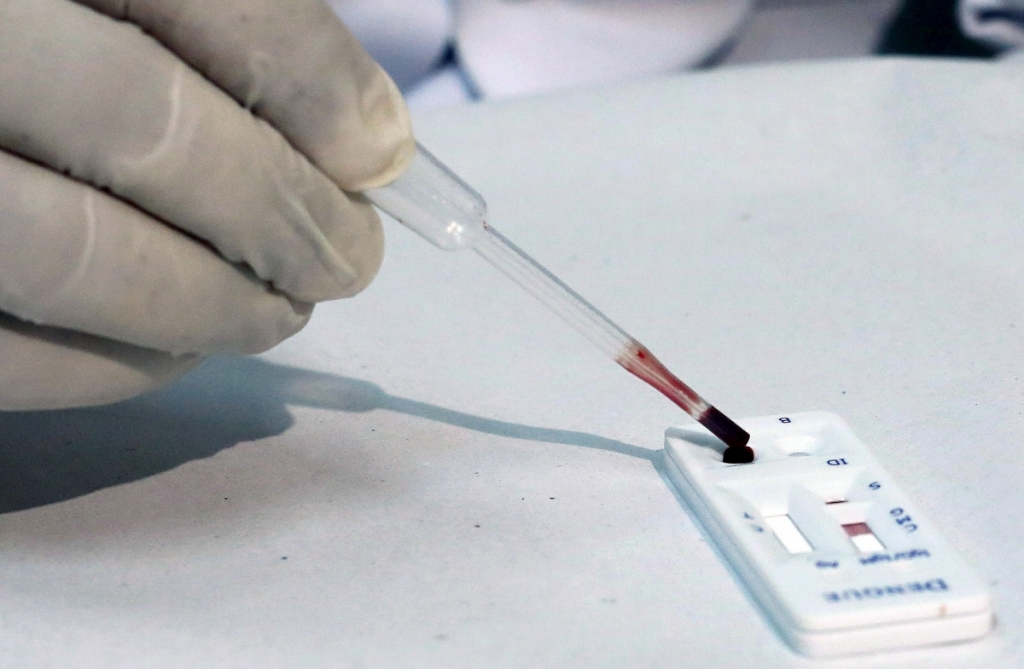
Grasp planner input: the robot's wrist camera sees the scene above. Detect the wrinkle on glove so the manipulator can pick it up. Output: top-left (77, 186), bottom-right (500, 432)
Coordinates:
top-left (0, 150), bottom-right (313, 356)
top-left (1, 0), bottom-right (392, 303)
top-left (75, 0), bottom-right (417, 191)
top-left (0, 0), bottom-right (415, 409)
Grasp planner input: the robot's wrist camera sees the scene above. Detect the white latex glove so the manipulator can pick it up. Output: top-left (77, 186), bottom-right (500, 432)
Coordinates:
top-left (0, 0), bottom-right (415, 410)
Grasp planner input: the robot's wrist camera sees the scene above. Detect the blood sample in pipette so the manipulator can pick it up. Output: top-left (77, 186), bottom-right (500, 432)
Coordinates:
top-left (472, 224), bottom-right (754, 462)
top-left (366, 144), bottom-right (753, 463)
top-left (617, 341), bottom-right (753, 463)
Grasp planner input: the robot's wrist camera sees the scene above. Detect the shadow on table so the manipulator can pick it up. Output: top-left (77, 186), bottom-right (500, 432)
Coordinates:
top-left (0, 356), bottom-right (655, 514)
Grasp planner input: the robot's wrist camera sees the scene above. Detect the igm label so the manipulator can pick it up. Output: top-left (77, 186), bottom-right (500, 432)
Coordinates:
top-left (859, 549), bottom-right (931, 565)
top-left (823, 578), bottom-right (948, 603)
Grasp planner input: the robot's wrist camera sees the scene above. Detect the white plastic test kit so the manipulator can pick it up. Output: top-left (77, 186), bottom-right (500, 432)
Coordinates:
top-left (663, 412), bottom-right (993, 657)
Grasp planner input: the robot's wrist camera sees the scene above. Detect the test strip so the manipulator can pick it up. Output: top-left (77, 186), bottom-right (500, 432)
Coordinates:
top-left (765, 515), bottom-right (813, 554)
top-left (664, 412), bottom-right (995, 657)
top-left (842, 522), bottom-right (885, 553)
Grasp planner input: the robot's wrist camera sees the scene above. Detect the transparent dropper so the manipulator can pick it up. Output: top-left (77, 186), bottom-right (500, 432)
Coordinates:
top-left (364, 144), bottom-right (752, 461)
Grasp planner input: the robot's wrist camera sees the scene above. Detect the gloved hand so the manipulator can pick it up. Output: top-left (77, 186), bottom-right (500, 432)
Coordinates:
top-left (0, 0), bottom-right (415, 410)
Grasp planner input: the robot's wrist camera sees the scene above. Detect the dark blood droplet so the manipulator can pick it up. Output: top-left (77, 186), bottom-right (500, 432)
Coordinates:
top-left (723, 445), bottom-right (755, 464)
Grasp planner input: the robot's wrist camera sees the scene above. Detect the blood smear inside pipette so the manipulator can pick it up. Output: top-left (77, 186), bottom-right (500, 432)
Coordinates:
top-left (617, 340), bottom-right (754, 463)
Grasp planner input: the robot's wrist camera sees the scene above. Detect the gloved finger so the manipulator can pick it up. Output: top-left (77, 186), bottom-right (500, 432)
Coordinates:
top-left (0, 0), bottom-right (384, 303)
top-left (0, 149), bottom-right (312, 356)
top-left (75, 0), bottom-right (416, 191)
top-left (0, 311), bottom-right (201, 411)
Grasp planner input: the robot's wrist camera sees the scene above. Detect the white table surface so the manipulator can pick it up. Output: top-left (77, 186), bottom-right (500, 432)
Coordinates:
top-left (0, 57), bottom-right (1021, 668)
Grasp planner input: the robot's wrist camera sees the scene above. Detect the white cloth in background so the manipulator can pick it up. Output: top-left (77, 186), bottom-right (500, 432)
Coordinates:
top-left (330, 0), bottom-right (753, 104)
top-left (329, 1), bottom-right (1018, 108)
top-left (325, 0), bottom-right (452, 91)
top-left (454, 0), bottom-right (753, 98)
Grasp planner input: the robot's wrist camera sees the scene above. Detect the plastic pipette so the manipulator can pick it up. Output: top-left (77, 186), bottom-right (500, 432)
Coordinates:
top-left (365, 144), bottom-right (753, 463)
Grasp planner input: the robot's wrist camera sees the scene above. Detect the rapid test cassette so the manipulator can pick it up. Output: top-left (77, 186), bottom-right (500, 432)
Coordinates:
top-left (663, 412), bottom-right (993, 657)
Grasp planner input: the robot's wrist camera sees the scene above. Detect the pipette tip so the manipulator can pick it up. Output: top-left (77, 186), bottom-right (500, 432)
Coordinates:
top-left (701, 406), bottom-right (754, 463)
